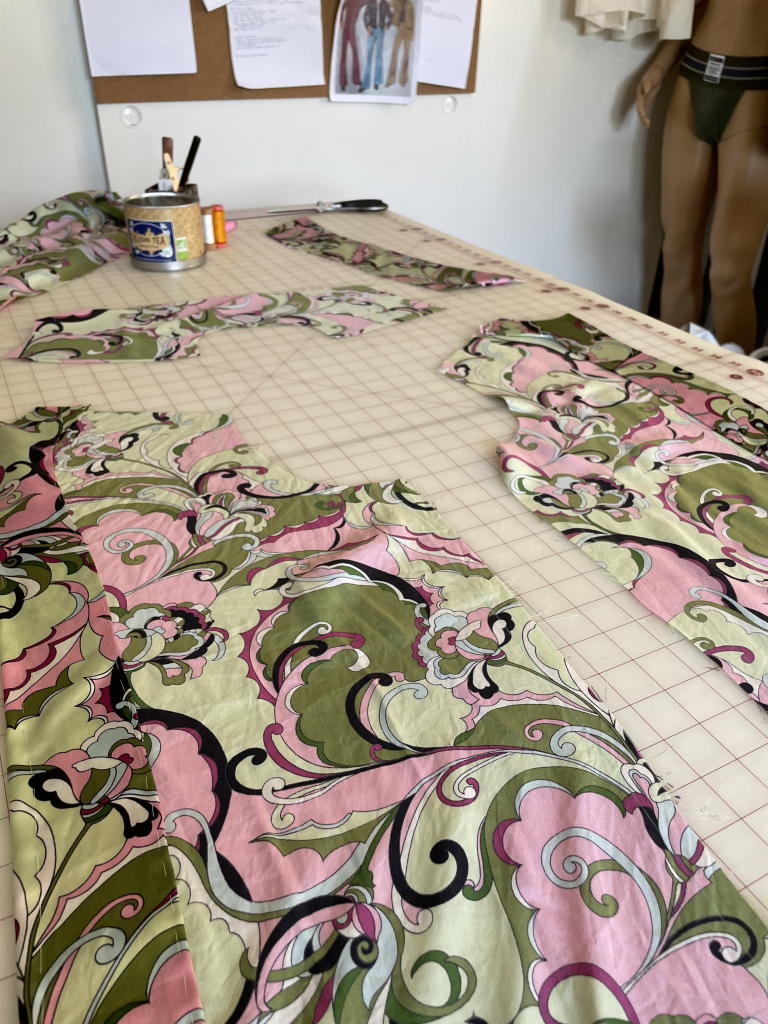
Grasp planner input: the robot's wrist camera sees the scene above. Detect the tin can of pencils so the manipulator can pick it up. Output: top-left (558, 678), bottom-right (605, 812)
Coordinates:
top-left (124, 190), bottom-right (205, 271)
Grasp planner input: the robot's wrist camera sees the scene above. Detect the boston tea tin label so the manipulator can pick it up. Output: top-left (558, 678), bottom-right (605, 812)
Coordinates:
top-left (128, 219), bottom-right (177, 262)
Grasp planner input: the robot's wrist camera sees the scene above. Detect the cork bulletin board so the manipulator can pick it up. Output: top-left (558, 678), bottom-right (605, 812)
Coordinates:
top-left (91, 0), bottom-right (482, 104)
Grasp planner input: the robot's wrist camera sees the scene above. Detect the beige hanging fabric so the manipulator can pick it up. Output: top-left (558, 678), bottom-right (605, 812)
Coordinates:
top-left (575, 0), bottom-right (694, 40)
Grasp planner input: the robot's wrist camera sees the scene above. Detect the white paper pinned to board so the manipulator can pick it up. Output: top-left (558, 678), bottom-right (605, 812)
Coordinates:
top-left (418, 0), bottom-right (477, 90)
top-left (78, 0), bottom-right (198, 77)
top-left (226, 0), bottom-right (325, 90)
top-left (201, 0), bottom-right (228, 9)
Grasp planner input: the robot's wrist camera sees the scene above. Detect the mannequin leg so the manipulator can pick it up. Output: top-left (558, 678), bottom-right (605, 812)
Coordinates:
top-left (659, 78), bottom-right (717, 329)
top-left (708, 91), bottom-right (768, 352)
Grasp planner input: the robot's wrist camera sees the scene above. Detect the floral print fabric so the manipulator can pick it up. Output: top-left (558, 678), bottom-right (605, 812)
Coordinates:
top-left (267, 217), bottom-right (521, 291)
top-left (441, 313), bottom-right (768, 707)
top-left (0, 192), bottom-right (129, 309)
top-left (0, 409), bottom-right (202, 1024)
top-left (8, 288), bottom-right (442, 362)
top-left (2, 405), bottom-right (767, 1024)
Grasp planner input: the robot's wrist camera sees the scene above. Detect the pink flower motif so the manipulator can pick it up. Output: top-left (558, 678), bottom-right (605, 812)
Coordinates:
top-left (110, 740), bottom-right (149, 771)
top-left (154, 615), bottom-right (181, 640)
top-left (23, 722), bottom-right (160, 838)
top-left (39, 215), bottom-right (87, 242)
top-left (112, 602), bottom-right (226, 685)
top-left (415, 608), bottom-right (511, 697)
top-left (435, 630), bottom-right (459, 655)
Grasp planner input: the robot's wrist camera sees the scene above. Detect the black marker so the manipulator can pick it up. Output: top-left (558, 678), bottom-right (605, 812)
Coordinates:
top-left (179, 136), bottom-right (201, 192)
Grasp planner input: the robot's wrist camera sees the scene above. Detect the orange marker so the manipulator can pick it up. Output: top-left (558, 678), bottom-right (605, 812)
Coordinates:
top-left (211, 205), bottom-right (227, 248)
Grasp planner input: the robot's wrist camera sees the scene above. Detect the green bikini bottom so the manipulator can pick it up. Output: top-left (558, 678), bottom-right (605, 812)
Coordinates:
top-left (686, 78), bottom-right (744, 146)
top-left (680, 44), bottom-right (768, 146)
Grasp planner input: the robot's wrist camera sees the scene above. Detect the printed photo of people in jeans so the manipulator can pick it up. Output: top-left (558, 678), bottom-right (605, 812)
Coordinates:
top-left (331, 0), bottom-right (420, 104)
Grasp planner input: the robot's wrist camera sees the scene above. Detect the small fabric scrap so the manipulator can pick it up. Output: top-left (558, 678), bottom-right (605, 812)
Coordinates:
top-left (10, 287), bottom-right (443, 362)
top-left (267, 217), bottom-right (520, 290)
top-left (441, 313), bottom-right (768, 705)
top-left (0, 191), bottom-right (129, 309)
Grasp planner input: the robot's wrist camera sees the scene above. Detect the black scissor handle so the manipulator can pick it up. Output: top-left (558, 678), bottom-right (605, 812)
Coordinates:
top-left (332, 199), bottom-right (388, 212)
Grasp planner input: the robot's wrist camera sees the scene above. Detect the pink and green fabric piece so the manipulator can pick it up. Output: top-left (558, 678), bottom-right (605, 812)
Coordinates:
top-left (0, 192), bottom-right (129, 310)
top-left (2, 405), bottom-right (767, 1023)
top-left (442, 313), bottom-right (768, 707)
top-left (9, 287), bottom-right (443, 362)
top-left (267, 217), bottom-right (521, 290)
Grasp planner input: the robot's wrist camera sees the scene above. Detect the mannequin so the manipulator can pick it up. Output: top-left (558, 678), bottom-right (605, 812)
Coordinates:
top-left (636, 0), bottom-right (768, 353)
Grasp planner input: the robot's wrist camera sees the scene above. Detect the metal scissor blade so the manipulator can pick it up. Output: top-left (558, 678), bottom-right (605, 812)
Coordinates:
top-left (226, 199), bottom-right (388, 220)
top-left (227, 204), bottom-right (323, 220)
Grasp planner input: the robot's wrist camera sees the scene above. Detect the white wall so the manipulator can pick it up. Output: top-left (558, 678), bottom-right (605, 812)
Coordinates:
top-left (0, 0), bottom-right (660, 310)
top-left (0, 0), bottom-right (107, 227)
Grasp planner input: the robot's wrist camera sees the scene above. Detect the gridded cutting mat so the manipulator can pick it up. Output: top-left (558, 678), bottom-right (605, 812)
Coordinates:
top-left (2, 211), bottom-right (768, 1011)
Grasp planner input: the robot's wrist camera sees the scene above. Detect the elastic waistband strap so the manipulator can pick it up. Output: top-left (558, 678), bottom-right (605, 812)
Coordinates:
top-left (681, 44), bottom-right (768, 89)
